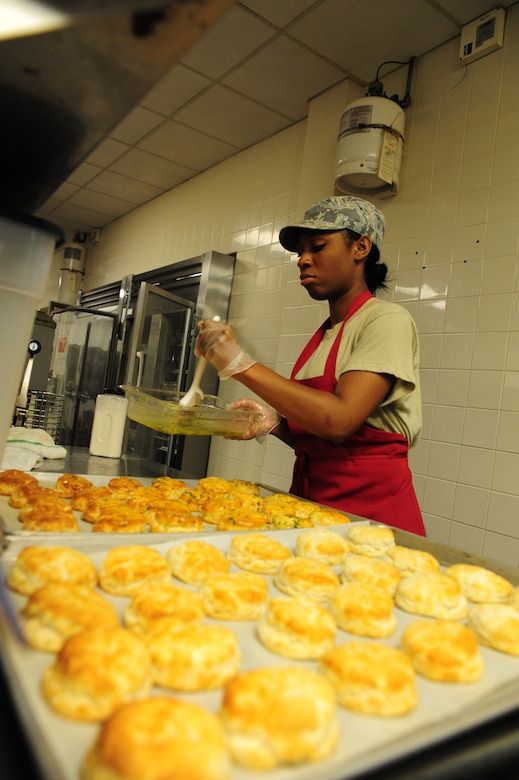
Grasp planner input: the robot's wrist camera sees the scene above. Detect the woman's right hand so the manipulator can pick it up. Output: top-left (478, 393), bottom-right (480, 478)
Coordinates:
top-left (196, 320), bottom-right (255, 379)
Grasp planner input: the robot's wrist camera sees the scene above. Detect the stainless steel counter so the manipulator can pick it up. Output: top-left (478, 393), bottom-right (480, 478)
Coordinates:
top-left (33, 446), bottom-right (198, 481)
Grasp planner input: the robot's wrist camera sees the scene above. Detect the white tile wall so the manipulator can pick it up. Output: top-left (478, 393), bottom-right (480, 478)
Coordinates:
top-left (42, 5), bottom-right (519, 565)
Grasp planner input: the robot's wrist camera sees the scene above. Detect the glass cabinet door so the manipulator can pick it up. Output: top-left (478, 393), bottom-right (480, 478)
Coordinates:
top-left (124, 282), bottom-right (195, 469)
top-left (125, 282), bottom-right (194, 392)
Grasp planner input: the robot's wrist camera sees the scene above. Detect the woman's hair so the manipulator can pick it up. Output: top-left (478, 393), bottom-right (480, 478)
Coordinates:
top-left (342, 229), bottom-right (388, 294)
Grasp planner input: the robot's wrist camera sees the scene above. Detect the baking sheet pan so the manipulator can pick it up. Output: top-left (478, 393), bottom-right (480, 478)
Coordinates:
top-left (2, 522), bottom-right (519, 780)
top-left (0, 473), bottom-right (336, 538)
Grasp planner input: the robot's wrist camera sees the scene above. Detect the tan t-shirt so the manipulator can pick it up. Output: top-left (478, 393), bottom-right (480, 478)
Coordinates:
top-left (294, 298), bottom-right (421, 448)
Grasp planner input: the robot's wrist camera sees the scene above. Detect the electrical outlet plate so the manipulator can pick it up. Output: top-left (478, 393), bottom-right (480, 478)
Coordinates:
top-left (459, 6), bottom-right (505, 64)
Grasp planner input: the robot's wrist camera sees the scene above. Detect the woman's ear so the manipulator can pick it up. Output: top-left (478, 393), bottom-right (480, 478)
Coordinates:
top-left (355, 235), bottom-right (372, 260)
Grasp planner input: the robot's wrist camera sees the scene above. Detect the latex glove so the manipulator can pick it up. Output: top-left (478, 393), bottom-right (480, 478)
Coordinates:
top-left (227, 398), bottom-right (281, 442)
top-left (196, 319), bottom-right (256, 379)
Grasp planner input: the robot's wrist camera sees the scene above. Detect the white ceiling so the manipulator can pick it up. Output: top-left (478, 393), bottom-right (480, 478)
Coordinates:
top-left (37, 0), bottom-right (517, 237)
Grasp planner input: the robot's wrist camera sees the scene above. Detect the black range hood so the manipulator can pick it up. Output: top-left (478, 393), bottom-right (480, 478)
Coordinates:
top-left (0, 0), bottom-right (235, 214)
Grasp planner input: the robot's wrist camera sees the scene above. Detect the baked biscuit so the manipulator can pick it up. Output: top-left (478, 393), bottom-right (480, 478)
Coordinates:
top-left (468, 603), bottom-right (519, 655)
top-left (341, 553), bottom-right (401, 596)
top-left (347, 524), bottom-right (396, 557)
top-left (179, 485), bottom-right (212, 511)
top-left (41, 626), bottom-right (151, 720)
top-left (81, 495), bottom-right (127, 523)
top-left (70, 485), bottom-right (114, 512)
top-left (146, 620), bottom-right (241, 690)
top-left (53, 473), bottom-right (93, 498)
top-left (216, 509), bottom-right (268, 531)
top-left (274, 557), bottom-right (340, 602)
top-left (20, 582), bottom-right (119, 652)
top-left (123, 582), bottom-right (204, 635)
top-left (220, 666), bottom-right (338, 769)
top-left (125, 486), bottom-right (164, 510)
top-left (385, 545), bottom-right (440, 577)
top-left (107, 476), bottom-right (143, 497)
top-left (395, 573), bottom-right (468, 620)
top-left (9, 483), bottom-right (57, 508)
top-left (295, 527), bottom-right (350, 565)
top-left (166, 540), bottom-right (230, 587)
top-left (17, 491), bottom-right (70, 516)
top-left (198, 475), bottom-right (233, 495)
top-left (401, 619), bottom-right (484, 682)
top-left (150, 475), bottom-right (187, 498)
top-left (330, 582), bottom-right (397, 638)
top-left (509, 587), bottom-right (519, 609)
top-left (320, 641), bottom-right (418, 716)
top-left (256, 596), bottom-right (336, 659)
top-left (309, 506), bottom-right (351, 526)
top-left (444, 563), bottom-right (513, 604)
top-left (202, 495), bottom-right (263, 526)
top-left (6, 545), bottom-right (97, 594)
top-left (148, 509), bottom-right (203, 533)
top-left (262, 493), bottom-right (314, 526)
top-left (227, 478), bottom-right (260, 496)
top-left (201, 572), bottom-right (269, 620)
top-left (0, 469), bottom-right (38, 496)
top-left (143, 497), bottom-right (195, 521)
top-left (93, 513), bottom-right (149, 534)
top-left (228, 533), bottom-right (291, 574)
top-left (81, 697), bottom-right (230, 780)
top-left (20, 504), bottom-right (80, 533)
top-left (91, 503), bottom-right (149, 533)
top-left (98, 545), bottom-right (171, 596)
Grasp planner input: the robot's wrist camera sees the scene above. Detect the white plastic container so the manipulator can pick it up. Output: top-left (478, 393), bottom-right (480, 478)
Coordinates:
top-left (0, 213), bottom-right (63, 467)
top-left (89, 393), bottom-right (129, 458)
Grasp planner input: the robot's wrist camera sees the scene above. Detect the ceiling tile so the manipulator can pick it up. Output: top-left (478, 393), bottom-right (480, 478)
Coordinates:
top-left (139, 64), bottom-right (212, 116)
top-left (110, 148), bottom-right (194, 189)
top-left (69, 188), bottom-right (134, 218)
top-left (109, 106), bottom-right (165, 144)
top-left (239, 0), bottom-right (318, 28)
top-left (289, 0), bottom-right (461, 85)
top-left (223, 37), bottom-right (345, 120)
top-left (51, 201), bottom-right (116, 230)
top-left (85, 170), bottom-right (163, 204)
top-left (180, 5), bottom-right (276, 79)
top-left (85, 137), bottom-right (129, 167)
top-left (138, 119), bottom-right (238, 170)
top-left (174, 84), bottom-right (292, 148)
top-left (67, 162), bottom-right (100, 186)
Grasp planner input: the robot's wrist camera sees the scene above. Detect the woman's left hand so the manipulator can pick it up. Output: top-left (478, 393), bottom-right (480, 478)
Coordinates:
top-left (226, 398), bottom-right (281, 441)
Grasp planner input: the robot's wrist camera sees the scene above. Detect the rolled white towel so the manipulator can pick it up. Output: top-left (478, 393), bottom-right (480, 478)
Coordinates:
top-left (1, 444), bottom-right (43, 471)
top-left (6, 426), bottom-right (67, 460)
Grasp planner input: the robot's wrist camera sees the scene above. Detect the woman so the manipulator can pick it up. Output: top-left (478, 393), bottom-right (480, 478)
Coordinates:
top-left (196, 195), bottom-right (425, 536)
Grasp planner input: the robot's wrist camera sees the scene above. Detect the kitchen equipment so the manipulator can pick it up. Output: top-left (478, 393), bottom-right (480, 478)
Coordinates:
top-left (179, 315), bottom-right (221, 408)
top-left (0, 213), bottom-right (63, 466)
top-left (89, 392), bottom-right (129, 458)
top-left (120, 385), bottom-right (265, 438)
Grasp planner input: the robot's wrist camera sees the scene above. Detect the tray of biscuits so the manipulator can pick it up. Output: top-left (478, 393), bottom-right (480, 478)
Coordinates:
top-left (0, 470), bottom-right (353, 537)
top-left (1, 502), bottom-right (519, 780)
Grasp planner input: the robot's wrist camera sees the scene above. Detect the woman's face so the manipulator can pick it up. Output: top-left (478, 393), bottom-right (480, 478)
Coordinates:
top-left (296, 230), bottom-right (364, 302)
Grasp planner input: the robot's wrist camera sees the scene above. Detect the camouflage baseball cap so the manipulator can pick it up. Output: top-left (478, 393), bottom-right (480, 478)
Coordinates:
top-left (279, 195), bottom-right (385, 253)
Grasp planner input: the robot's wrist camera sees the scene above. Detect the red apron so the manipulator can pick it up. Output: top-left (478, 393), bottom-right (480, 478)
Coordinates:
top-left (287, 292), bottom-right (425, 536)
